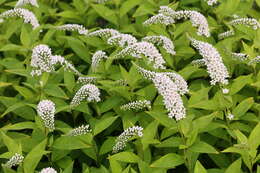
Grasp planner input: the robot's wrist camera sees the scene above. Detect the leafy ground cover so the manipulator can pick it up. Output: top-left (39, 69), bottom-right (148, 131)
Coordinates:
top-left (0, 0), bottom-right (260, 172)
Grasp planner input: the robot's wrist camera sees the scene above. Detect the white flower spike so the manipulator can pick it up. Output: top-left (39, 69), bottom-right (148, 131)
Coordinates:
top-left (67, 125), bottom-right (91, 136)
top-left (40, 167), bottom-right (57, 173)
top-left (112, 126), bottom-right (143, 153)
top-left (71, 84), bottom-right (101, 106)
top-left (91, 51), bottom-right (108, 71)
top-left (107, 33), bottom-right (137, 47)
top-left (4, 153), bottom-right (24, 168)
top-left (0, 8), bottom-right (39, 29)
top-left (229, 18), bottom-right (260, 30)
top-left (56, 24), bottom-right (88, 35)
top-left (88, 28), bottom-right (120, 39)
top-left (120, 100), bottom-right (151, 111)
top-left (15, 0), bottom-right (39, 7)
top-left (37, 100), bottom-right (56, 130)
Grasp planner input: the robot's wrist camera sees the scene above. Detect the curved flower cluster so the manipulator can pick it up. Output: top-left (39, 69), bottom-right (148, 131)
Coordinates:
top-left (231, 52), bottom-right (249, 61)
top-left (15, 0), bottom-right (39, 7)
top-left (142, 35), bottom-right (176, 55)
top-left (0, 8), bottom-right (39, 29)
top-left (112, 126), bottom-right (143, 153)
top-left (189, 37), bottom-right (229, 85)
top-left (40, 167), bottom-right (57, 173)
top-left (249, 56), bottom-right (260, 65)
top-left (77, 76), bottom-right (97, 84)
top-left (133, 63), bottom-right (188, 95)
top-left (120, 100), bottom-right (151, 111)
top-left (94, 0), bottom-right (111, 3)
top-left (88, 28), bottom-right (120, 39)
top-left (143, 13), bottom-right (175, 26)
top-left (152, 73), bottom-right (186, 120)
top-left (56, 24), bottom-right (88, 35)
top-left (116, 42), bottom-right (166, 69)
top-left (218, 30), bottom-right (235, 40)
top-left (37, 100), bottom-right (56, 130)
top-left (107, 33), bottom-right (137, 47)
top-left (67, 125), bottom-right (91, 136)
top-left (229, 18), bottom-right (260, 30)
top-left (4, 153), bottom-right (24, 168)
top-left (31, 44), bottom-right (81, 76)
top-left (71, 84), bottom-right (101, 106)
top-left (91, 50), bottom-right (108, 71)
top-left (191, 59), bottom-right (206, 67)
top-left (159, 6), bottom-right (210, 37)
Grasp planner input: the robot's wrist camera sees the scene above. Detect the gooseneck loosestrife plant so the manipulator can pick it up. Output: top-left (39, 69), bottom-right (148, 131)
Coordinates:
top-left (0, 0), bottom-right (260, 172)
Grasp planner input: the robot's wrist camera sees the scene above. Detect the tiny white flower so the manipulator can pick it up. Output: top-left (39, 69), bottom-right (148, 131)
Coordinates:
top-left (0, 8), bottom-right (40, 29)
top-left (112, 126), bottom-right (143, 153)
top-left (107, 33), bottom-right (137, 47)
top-left (143, 13), bottom-right (175, 26)
top-left (88, 28), bottom-right (120, 39)
top-left (4, 153), bottom-right (24, 168)
top-left (56, 24), bottom-right (88, 35)
top-left (205, 0), bottom-right (217, 6)
top-left (15, 0), bottom-right (39, 7)
top-left (227, 114), bottom-right (234, 120)
top-left (222, 88), bottom-right (229, 94)
top-left (71, 84), bottom-right (101, 106)
top-left (120, 100), bottom-right (151, 111)
top-left (37, 100), bottom-right (56, 130)
top-left (77, 76), bottom-right (97, 84)
top-left (40, 167), bottom-right (57, 173)
top-left (67, 125), bottom-right (91, 136)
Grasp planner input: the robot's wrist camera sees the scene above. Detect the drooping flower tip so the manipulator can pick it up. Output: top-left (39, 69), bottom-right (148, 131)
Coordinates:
top-left (71, 84), bottom-right (101, 106)
top-left (40, 167), bottom-right (57, 173)
top-left (142, 35), bottom-right (176, 55)
top-left (15, 0), bottom-right (39, 7)
top-left (218, 30), bottom-right (235, 40)
top-left (249, 56), bottom-right (260, 65)
top-left (112, 126), bottom-right (143, 153)
top-left (229, 18), bottom-right (260, 30)
top-left (77, 76), bottom-right (97, 84)
top-left (56, 24), bottom-right (88, 35)
top-left (88, 28), bottom-right (120, 39)
top-left (4, 153), bottom-right (24, 168)
top-left (231, 52), bottom-right (249, 61)
top-left (116, 41), bottom-right (166, 69)
top-left (143, 13), bottom-right (175, 26)
top-left (67, 125), bottom-right (91, 136)
top-left (0, 8), bottom-right (40, 29)
top-left (205, 0), bottom-right (218, 6)
top-left (37, 100), bottom-right (56, 130)
top-left (120, 100), bottom-right (151, 111)
top-left (107, 33), bottom-right (137, 47)
top-left (91, 50), bottom-right (108, 71)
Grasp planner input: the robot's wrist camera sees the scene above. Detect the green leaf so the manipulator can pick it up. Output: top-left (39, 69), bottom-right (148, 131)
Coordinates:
top-left (0, 102), bottom-right (25, 118)
top-left (229, 74), bottom-right (253, 95)
top-left (1, 122), bottom-right (36, 131)
top-left (64, 71), bottom-right (75, 92)
top-left (93, 116), bottom-right (118, 136)
top-left (53, 135), bottom-right (92, 150)
top-left (225, 158), bottom-right (241, 173)
top-left (192, 112), bottom-right (217, 132)
top-left (119, 0), bottom-right (142, 17)
top-left (91, 4), bottom-right (118, 25)
top-left (150, 153), bottom-right (184, 168)
top-left (248, 123), bottom-right (260, 150)
top-left (99, 96), bottom-right (123, 113)
top-left (190, 141), bottom-right (219, 154)
top-left (194, 160), bottom-right (207, 173)
top-left (44, 84), bottom-right (68, 99)
top-left (146, 111), bottom-right (177, 129)
top-left (23, 139), bottom-right (48, 173)
top-left (232, 97), bottom-right (254, 118)
top-left (108, 152), bottom-right (140, 163)
top-left (63, 161), bottom-right (74, 173)
top-left (13, 85), bottom-right (34, 99)
top-left (0, 132), bottom-right (20, 153)
top-left (20, 25), bottom-right (31, 47)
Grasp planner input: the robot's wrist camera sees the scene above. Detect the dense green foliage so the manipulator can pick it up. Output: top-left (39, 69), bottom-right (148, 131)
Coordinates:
top-left (0, 0), bottom-right (260, 172)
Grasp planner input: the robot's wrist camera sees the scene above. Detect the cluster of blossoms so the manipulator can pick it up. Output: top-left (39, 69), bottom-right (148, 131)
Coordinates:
top-left (153, 73), bottom-right (186, 120)
top-left (77, 76), bottom-right (97, 84)
top-left (88, 28), bottom-right (120, 39)
top-left (30, 44), bottom-right (81, 76)
top-left (37, 100), bottom-right (56, 130)
top-left (191, 59), bottom-right (206, 67)
top-left (188, 37), bottom-right (229, 85)
top-left (142, 35), bottom-right (176, 55)
top-left (107, 33), bottom-right (137, 47)
top-left (249, 56), bottom-right (260, 65)
top-left (120, 100), bottom-right (151, 111)
top-left (112, 126), bottom-right (143, 153)
top-left (71, 84), bottom-right (101, 106)
top-left (15, 0), bottom-right (39, 7)
top-left (56, 24), bottom-right (88, 35)
top-left (94, 0), bottom-right (111, 3)
top-left (144, 6), bottom-right (210, 37)
top-left (231, 52), bottom-right (249, 61)
top-left (40, 167), bottom-right (57, 173)
top-left (114, 79), bottom-right (128, 86)
top-left (4, 153), bottom-right (24, 168)
top-left (116, 42), bottom-right (166, 69)
top-left (133, 63), bottom-right (188, 95)
top-left (91, 51), bottom-right (108, 71)
top-left (67, 125), bottom-right (91, 136)
top-left (0, 8), bottom-right (39, 29)
top-left (218, 30), bottom-right (235, 40)
top-left (229, 18), bottom-right (260, 30)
